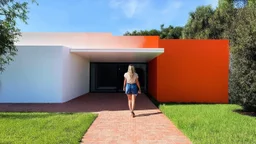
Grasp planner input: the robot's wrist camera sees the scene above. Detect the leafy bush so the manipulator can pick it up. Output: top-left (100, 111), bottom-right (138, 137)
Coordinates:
top-left (227, 5), bottom-right (256, 111)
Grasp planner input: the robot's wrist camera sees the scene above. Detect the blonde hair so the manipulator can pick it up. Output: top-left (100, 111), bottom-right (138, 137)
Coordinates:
top-left (127, 64), bottom-right (136, 78)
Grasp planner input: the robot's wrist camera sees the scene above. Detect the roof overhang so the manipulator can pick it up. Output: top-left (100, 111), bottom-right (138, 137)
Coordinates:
top-left (70, 48), bottom-right (164, 62)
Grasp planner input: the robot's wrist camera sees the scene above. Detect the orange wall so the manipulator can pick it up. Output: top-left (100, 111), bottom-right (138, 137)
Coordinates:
top-left (140, 36), bottom-right (159, 48)
top-left (148, 58), bottom-right (158, 100)
top-left (148, 40), bottom-right (229, 103)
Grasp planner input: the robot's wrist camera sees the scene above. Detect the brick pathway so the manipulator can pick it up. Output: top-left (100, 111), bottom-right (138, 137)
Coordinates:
top-left (0, 93), bottom-right (192, 144)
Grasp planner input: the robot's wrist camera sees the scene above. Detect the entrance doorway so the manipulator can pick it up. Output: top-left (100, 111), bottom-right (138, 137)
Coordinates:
top-left (90, 63), bottom-right (147, 93)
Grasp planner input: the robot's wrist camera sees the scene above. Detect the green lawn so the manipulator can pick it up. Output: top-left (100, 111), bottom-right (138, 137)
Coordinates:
top-left (160, 104), bottom-right (256, 144)
top-left (0, 112), bottom-right (97, 144)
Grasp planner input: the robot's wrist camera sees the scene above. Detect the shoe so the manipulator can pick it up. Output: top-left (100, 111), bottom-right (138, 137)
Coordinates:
top-left (131, 111), bottom-right (135, 117)
top-left (130, 112), bottom-right (133, 117)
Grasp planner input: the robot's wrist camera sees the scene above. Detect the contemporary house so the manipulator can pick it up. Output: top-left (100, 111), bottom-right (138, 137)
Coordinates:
top-left (0, 33), bottom-right (229, 103)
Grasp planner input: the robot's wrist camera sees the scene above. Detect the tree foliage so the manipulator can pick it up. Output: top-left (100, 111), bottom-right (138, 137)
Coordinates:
top-left (123, 24), bottom-right (183, 39)
top-left (183, 6), bottom-right (215, 39)
top-left (0, 0), bottom-right (37, 72)
top-left (227, 3), bottom-right (256, 111)
top-left (124, 29), bottom-right (161, 36)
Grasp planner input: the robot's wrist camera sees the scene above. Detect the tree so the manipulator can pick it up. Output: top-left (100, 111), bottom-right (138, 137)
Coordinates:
top-left (183, 5), bottom-right (215, 39)
top-left (227, 3), bottom-right (256, 111)
top-left (183, 0), bottom-right (255, 40)
top-left (160, 24), bottom-right (183, 39)
top-left (209, 3), bottom-right (235, 39)
top-left (216, 0), bottom-right (256, 111)
top-left (0, 0), bottom-right (37, 72)
top-left (170, 26), bottom-right (183, 39)
top-left (218, 0), bottom-right (253, 8)
top-left (123, 24), bottom-right (183, 39)
top-left (124, 29), bottom-right (161, 36)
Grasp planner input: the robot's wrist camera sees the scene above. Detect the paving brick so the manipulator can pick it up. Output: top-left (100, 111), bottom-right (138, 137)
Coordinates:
top-left (0, 93), bottom-right (192, 144)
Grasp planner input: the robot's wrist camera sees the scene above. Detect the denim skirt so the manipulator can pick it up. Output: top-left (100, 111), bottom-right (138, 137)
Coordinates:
top-left (125, 83), bottom-right (138, 95)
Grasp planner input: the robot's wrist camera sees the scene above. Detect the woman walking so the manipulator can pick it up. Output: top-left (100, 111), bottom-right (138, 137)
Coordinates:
top-left (123, 64), bottom-right (141, 117)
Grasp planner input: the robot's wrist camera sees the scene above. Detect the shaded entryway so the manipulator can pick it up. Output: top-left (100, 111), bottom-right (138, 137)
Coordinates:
top-left (90, 63), bottom-right (148, 93)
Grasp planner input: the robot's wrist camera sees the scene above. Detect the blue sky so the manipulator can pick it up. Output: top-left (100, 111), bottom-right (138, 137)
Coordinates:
top-left (18, 0), bottom-right (218, 35)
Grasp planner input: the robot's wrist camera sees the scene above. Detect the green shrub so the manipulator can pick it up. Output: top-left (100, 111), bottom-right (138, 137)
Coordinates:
top-left (228, 5), bottom-right (256, 111)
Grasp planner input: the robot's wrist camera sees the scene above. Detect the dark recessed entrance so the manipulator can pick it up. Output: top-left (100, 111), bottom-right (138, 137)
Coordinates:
top-left (90, 63), bottom-right (147, 93)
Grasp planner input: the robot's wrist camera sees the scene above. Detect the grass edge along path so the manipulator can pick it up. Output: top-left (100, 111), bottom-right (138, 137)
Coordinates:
top-left (0, 112), bottom-right (97, 144)
top-left (159, 104), bottom-right (256, 144)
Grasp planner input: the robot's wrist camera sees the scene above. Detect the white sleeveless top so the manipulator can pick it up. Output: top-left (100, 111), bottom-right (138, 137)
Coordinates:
top-left (124, 72), bottom-right (138, 84)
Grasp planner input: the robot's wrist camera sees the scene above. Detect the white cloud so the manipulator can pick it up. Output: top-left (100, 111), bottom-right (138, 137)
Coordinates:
top-left (161, 1), bottom-right (183, 14)
top-left (109, 0), bottom-right (123, 8)
top-left (109, 0), bottom-right (184, 33)
top-left (109, 0), bottom-right (149, 18)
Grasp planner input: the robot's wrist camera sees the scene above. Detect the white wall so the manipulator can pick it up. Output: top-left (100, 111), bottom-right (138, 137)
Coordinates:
top-left (61, 47), bottom-right (90, 102)
top-left (15, 32), bottom-right (147, 49)
top-left (0, 46), bottom-right (63, 103)
top-left (16, 33), bottom-right (113, 48)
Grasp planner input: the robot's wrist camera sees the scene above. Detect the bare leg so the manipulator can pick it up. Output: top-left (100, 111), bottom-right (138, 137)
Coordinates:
top-left (127, 94), bottom-right (132, 111)
top-left (131, 94), bottom-right (136, 114)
